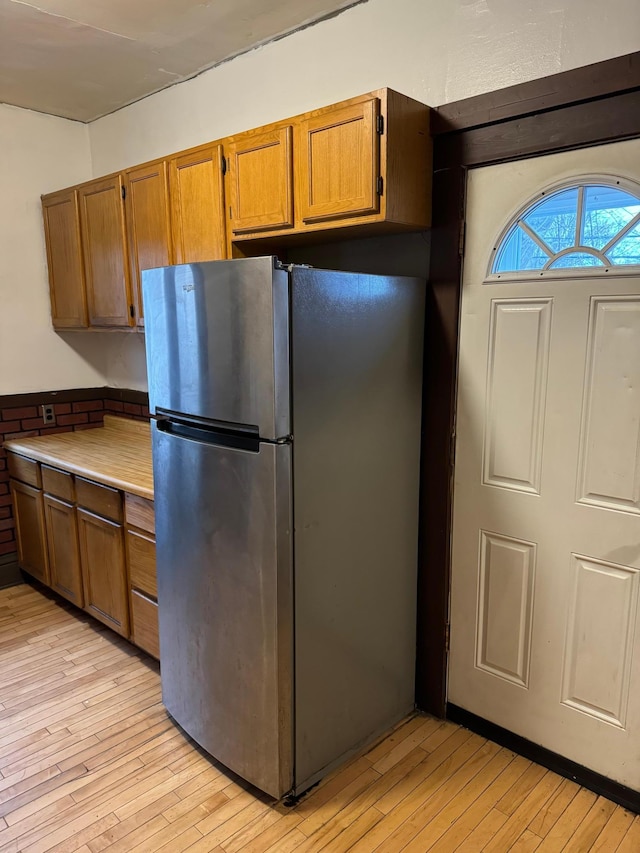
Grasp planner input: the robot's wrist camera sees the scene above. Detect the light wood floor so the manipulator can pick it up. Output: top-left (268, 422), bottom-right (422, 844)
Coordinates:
top-left (0, 584), bottom-right (637, 853)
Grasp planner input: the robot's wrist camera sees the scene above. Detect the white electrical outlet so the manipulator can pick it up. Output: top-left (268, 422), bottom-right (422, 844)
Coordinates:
top-left (41, 404), bottom-right (56, 425)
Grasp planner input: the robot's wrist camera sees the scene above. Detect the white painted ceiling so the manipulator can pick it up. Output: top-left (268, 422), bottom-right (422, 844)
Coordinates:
top-left (0, 0), bottom-right (363, 122)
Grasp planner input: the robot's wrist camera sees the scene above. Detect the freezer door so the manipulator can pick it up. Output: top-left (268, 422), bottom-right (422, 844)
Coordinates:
top-left (143, 257), bottom-right (290, 440)
top-left (152, 422), bottom-right (293, 799)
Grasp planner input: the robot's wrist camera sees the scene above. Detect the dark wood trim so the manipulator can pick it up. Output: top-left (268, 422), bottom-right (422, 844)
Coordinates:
top-left (432, 50), bottom-right (640, 133)
top-left (0, 387), bottom-right (149, 409)
top-left (0, 554), bottom-right (21, 589)
top-left (417, 54), bottom-right (640, 718)
top-left (448, 704), bottom-right (640, 814)
top-left (437, 89), bottom-right (640, 169)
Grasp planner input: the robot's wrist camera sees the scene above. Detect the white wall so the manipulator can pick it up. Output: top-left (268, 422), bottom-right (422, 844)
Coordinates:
top-left (0, 104), bottom-right (105, 394)
top-left (89, 0), bottom-right (640, 174)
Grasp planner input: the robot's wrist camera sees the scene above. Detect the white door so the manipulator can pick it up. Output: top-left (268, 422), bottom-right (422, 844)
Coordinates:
top-left (449, 138), bottom-right (640, 790)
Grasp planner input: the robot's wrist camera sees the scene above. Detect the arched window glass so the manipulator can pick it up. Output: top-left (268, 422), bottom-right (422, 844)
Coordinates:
top-left (490, 181), bottom-right (640, 278)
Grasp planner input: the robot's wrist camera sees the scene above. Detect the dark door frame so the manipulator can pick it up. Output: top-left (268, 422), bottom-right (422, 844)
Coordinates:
top-left (417, 50), bottom-right (640, 717)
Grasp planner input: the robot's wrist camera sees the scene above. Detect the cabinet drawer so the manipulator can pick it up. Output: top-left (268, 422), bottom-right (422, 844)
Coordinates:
top-left (130, 590), bottom-right (159, 659)
top-left (127, 529), bottom-right (157, 598)
top-left (125, 493), bottom-right (155, 534)
top-left (42, 465), bottom-right (75, 502)
top-left (8, 454), bottom-right (41, 488)
top-left (76, 477), bottom-right (122, 522)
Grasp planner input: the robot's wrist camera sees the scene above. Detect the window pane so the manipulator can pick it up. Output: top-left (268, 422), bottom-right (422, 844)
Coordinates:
top-left (607, 223), bottom-right (640, 265)
top-left (582, 186), bottom-right (640, 249)
top-left (548, 252), bottom-right (604, 269)
top-left (523, 188), bottom-right (578, 253)
top-left (494, 224), bottom-right (549, 272)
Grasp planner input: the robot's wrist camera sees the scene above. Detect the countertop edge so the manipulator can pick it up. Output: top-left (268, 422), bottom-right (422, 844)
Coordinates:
top-left (5, 441), bottom-right (154, 502)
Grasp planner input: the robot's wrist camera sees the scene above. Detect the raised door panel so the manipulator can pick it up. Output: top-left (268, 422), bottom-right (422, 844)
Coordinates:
top-left (11, 480), bottom-right (49, 585)
top-left (169, 145), bottom-right (226, 264)
top-left (126, 529), bottom-right (157, 598)
top-left (226, 127), bottom-right (294, 234)
top-left (79, 175), bottom-right (133, 327)
top-left (130, 591), bottom-right (159, 659)
top-left (42, 189), bottom-right (88, 328)
top-left (44, 495), bottom-right (83, 607)
top-left (297, 99), bottom-right (380, 225)
top-left (125, 162), bottom-right (172, 326)
top-left (77, 508), bottom-right (129, 636)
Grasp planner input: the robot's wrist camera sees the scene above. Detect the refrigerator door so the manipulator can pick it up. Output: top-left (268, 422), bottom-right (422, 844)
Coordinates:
top-left (152, 421), bottom-right (293, 799)
top-left (143, 257), bottom-right (290, 440)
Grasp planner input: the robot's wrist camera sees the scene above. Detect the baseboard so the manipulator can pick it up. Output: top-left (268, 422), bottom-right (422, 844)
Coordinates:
top-left (0, 553), bottom-right (23, 589)
top-left (447, 704), bottom-right (639, 814)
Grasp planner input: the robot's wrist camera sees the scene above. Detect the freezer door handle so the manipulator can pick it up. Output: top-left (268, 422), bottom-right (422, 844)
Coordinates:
top-left (156, 417), bottom-right (260, 452)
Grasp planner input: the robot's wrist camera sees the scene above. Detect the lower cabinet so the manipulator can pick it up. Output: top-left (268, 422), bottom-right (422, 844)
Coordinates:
top-left (11, 479), bottom-right (50, 585)
top-left (77, 508), bottom-right (129, 637)
top-left (43, 495), bottom-right (84, 607)
top-left (9, 452), bottom-right (156, 656)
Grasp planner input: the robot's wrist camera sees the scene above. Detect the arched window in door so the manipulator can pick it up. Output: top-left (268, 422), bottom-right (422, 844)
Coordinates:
top-left (488, 179), bottom-right (640, 279)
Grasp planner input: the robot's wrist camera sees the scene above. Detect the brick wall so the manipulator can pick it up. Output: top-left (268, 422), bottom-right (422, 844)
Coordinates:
top-left (0, 388), bottom-right (149, 560)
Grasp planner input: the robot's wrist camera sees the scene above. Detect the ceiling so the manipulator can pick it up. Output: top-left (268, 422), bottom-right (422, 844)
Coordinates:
top-left (0, 0), bottom-right (363, 122)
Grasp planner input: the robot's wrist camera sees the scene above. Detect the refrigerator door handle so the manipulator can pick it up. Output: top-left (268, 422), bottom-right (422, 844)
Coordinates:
top-left (156, 417), bottom-right (260, 453)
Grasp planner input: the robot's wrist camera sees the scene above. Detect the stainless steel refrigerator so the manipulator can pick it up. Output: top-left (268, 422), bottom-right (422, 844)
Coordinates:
top-left (142, 256), bottom-right (424, 799)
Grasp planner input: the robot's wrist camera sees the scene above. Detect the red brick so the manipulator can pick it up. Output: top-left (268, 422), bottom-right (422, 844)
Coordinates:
top-left (0, 541), bottom-right (17, 555)
top-left (21, 417), bottom-right (47, 430)
top-left (0, 481), bottom-right (8, 495)
top-left (0, 471), bottom-right (9, 484)
top-left (0, 518), bottom-right (15, 531)
top-left (0, 494), bottom-right (13, 507)
top-left (89, 411), bottom-right (105, 423)
top-left (2, 406), bottom-right (38, 421)
top-left (54, 403), bottom-right (72, 415)
top-left (57, 413), bottom-right (89, 426)
top-left (105, 400), bottom-right (124, 412)
top-left (39, 426), bottom-right (73, 436)
top-left (0, 529), bottom-right (14, 542)
top-left (0, 459), bottom-right (5, 470)
top-left (73, 423), bottom-right (100, 432)
top-left (72, 400), bottom-right (104, 413)
top-left (0, 506), bottom-right (10, 518)
top-left (123, 403), bottom-right (142, 415)
top-left (0, 421), bottom-right (22, 435)
top-left (4, 431), bottom-right (39, 440)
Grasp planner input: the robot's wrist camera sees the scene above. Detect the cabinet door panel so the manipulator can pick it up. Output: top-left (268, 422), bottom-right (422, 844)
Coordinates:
top-left (77, 508), bottom-right (129, 636)
top-left (127, 529), bottom-right (157, 598)
top-left (130, 591), bottom-right (159, 659)
top-left (44, 496), bottom-right (83, 607)
top-left (126, 162), bottom-right (172, 326)
top-left (227, 127), bottom-right (293, 234)
top-left (42, 189), bottom-right (88, 328)
top-left (297, 99), bottom-right (380, 224)
top-left (79, 175), bottom-right (133, 327)
top-left (11, 480), bottom-right (49, 585)
top-left (170, 145), bottom-right (226, 264)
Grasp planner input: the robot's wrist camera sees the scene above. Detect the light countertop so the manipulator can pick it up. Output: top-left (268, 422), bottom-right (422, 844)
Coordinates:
top-left (4, 415), bottom-right (153, 499)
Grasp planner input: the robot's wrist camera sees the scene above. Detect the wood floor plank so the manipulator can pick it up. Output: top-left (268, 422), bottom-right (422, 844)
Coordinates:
top-left (0, 584), bottom-right (632, 853)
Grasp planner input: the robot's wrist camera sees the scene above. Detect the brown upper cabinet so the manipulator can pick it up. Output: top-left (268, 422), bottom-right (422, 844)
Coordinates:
top-left (41, 89), bottom-right (432, 329)
top-left (125, 161), bottom-right (173, 326)
top-left (296, 97), bottom-right (380, 225)
top-left (226, 126), bottom-right (294, 235)
top-left (79, 175), bottom-right (133, 327)
top-left (169, 144), bottom-right (227, 264)
top-left (42, 189), bottom-right (88, 329)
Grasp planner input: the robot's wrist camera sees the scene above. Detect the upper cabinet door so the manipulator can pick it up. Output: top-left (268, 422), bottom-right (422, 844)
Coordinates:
top-left (226, 127), bottom-right (294, 235)
top-left (296, 98), bottom-right (380, 225)
top-left (79, 175), bottom-right (133, 327)
top-left (169, 145), bottom-right (226, 264)
top-left (42, 189), bottom-right (88, 329)
top-left (125, 161), bottom-right (172, 327)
